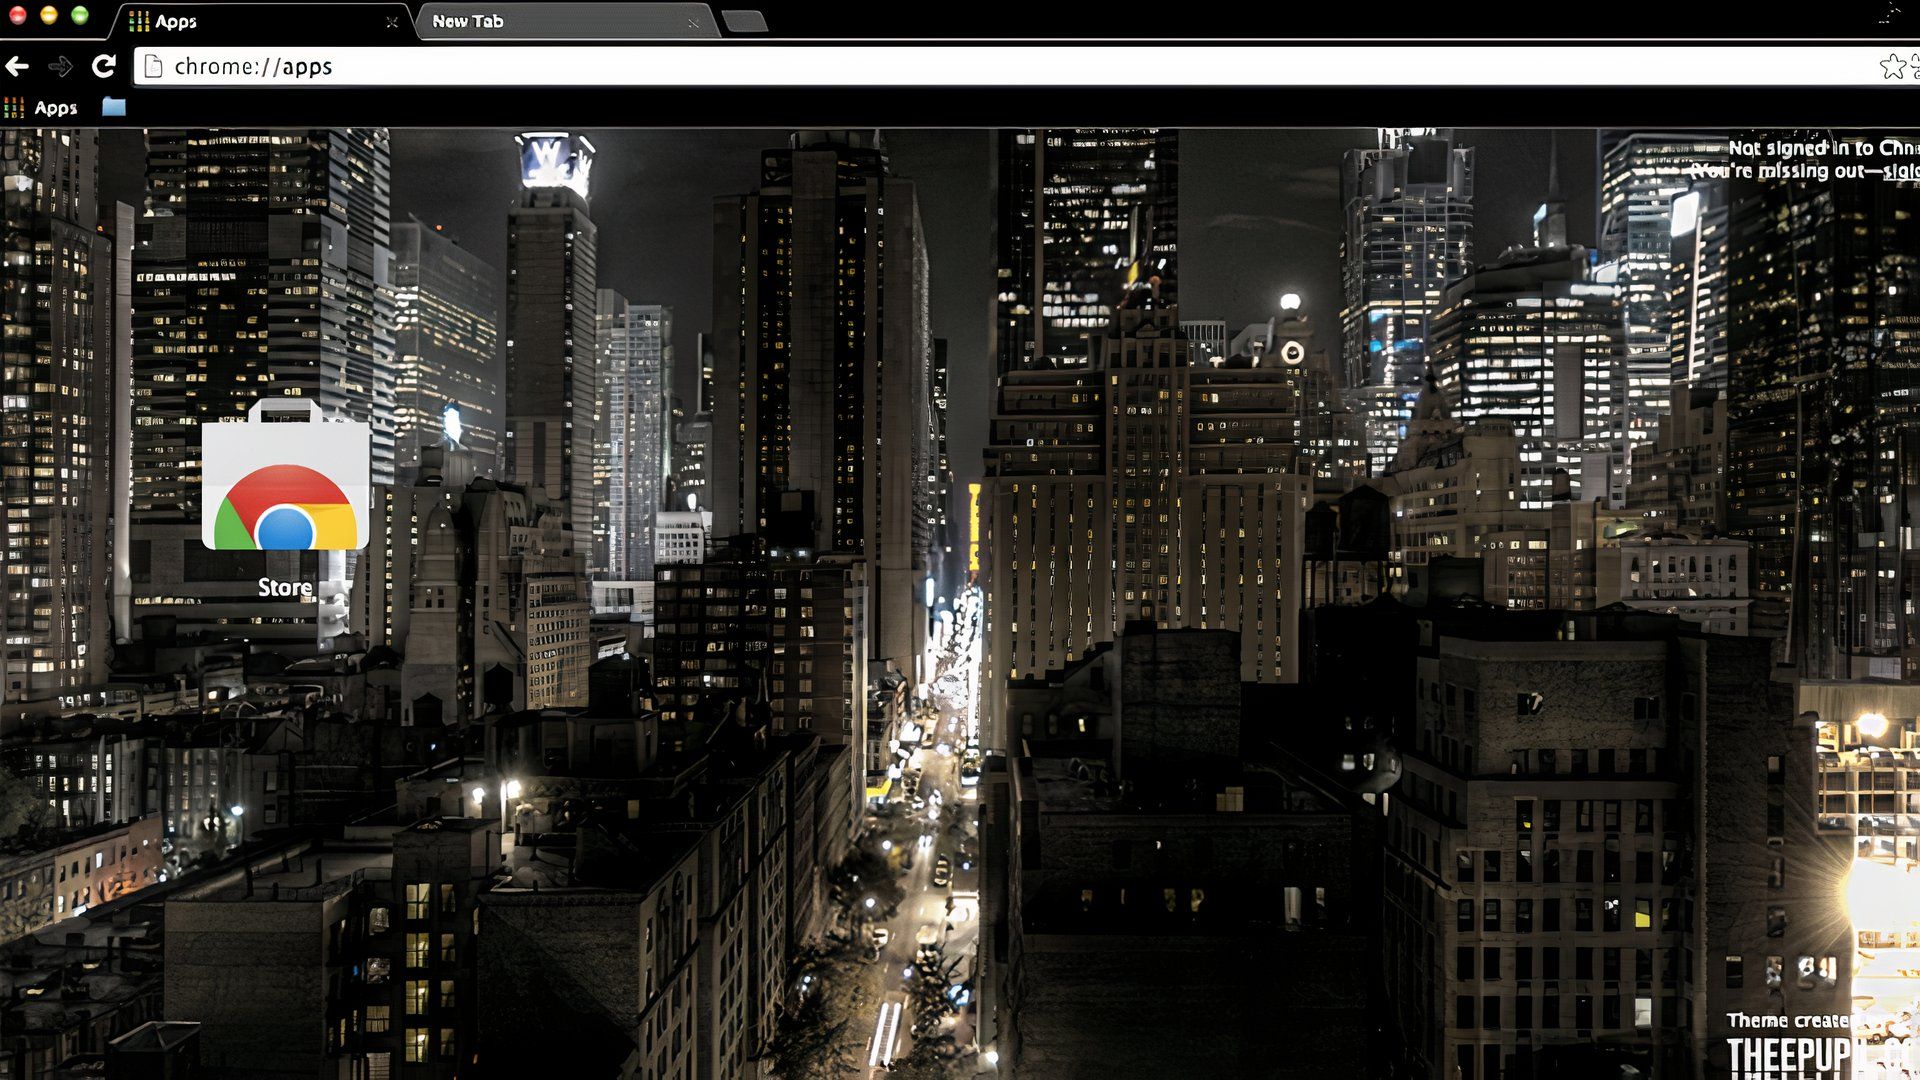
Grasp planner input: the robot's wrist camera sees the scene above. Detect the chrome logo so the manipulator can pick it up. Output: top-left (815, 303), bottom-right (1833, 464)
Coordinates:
top-left (211, 464), bottom-right (360, 550)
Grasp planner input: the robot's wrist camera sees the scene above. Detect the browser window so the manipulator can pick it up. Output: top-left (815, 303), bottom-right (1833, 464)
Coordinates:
top-left (1, 5), bottom-right (1916, 1079)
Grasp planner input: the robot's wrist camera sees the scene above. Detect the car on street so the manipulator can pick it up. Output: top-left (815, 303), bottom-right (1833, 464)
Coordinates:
top-left (871, 926), bottom-right (891, 948)
top-left (960, 765), bottom-right (980, 788)
top-left (932, 855), bottom-right (952, 888)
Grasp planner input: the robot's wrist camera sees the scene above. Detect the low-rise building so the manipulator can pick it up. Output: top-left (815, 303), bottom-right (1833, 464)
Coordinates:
top-left (992, 624), bottom-right (1379, 1078)
top-left (1600, 535), bottom-right (1750, 635)
top-left (1481, 510), bottom-right (1750, 634)
top-left (162, 817), bottom-right (493, 1079)
top-left (476, 833), bottom-right (703, 1080)
top-left (0, 907), bottom-right (166, 1079)
top-left (0, 816), bottom-right (163, 944)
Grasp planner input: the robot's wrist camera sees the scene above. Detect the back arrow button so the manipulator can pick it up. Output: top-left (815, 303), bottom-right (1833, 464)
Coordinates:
top-left (4, 57), bottom-right (26, 78)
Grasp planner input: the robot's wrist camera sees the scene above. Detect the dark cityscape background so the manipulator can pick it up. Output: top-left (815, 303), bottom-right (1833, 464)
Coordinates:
top-left (6, 119), bottom-right (1913, 1080)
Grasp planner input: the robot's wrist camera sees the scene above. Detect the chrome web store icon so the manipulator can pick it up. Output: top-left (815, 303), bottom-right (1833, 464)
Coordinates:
top-left (202, 398), bottom-right (370, 551)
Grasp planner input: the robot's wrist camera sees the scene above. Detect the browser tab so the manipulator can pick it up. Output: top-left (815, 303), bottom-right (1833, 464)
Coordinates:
top-left (413, 2), bottom-right (719, 40)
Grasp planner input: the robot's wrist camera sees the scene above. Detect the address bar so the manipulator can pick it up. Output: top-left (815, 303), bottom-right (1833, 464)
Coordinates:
top-left (132, 45), bottom-right (1920, 87)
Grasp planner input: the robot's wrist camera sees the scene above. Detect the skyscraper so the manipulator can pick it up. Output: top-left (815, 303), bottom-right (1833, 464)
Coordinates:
top-left (710, 130), bottom-right (934, 670)
top-left (594, 291), bottom-right (672, 581)
top-left (1, 129), bottom-right (113, 729)
top-left (992, 129), bottom-right (1178, 372)
top-left (1598, 133), bottom-right (1731, 449)
top-left (391, 218), bottom-right (503, 468)
top-left (1725, 159), bottom-right (1920, 678)
top-left (131, 128), bottom-right (395, 650)
top-left (505, 132), bottom-right (599, 547)
top-left (1339, 129), bottom-right (1475, 475)
top-left (981, 304), bottom-right (1310, 746)
top-left (1427, 244), bottom-right (1625, 508)
top-left (1665, 178), bottom-right (1730, 395)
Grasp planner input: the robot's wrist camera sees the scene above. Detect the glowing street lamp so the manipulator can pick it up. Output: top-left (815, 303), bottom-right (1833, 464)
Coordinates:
top-left (1858, 711), bottom-right (1891, 739)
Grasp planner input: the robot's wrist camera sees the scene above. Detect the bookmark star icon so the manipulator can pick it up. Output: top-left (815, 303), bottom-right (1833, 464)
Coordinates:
top-left (1883, 52), bottom-right (1910, 78)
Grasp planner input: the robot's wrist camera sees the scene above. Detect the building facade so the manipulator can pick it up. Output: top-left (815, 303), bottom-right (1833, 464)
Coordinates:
top-left (1428, 245), bottom-right (1625, 508)
top-left (505, 132), bottom-right (600, 550)
top-left (709, 131), bottom-right (933, 673)
top-left (594, 293), bottom-right (672, 582)
top-left (983, 305), bottom-right (1311, 748)
top-left (1624, 385), bottom-right (1726, 534)
top-left (992, 128), bottom-right (1179, 373)
top-left (1339, 129), bottom-right (1475, 475)
top-left (1725, 159), bottom-right (1920, 676)
top-left (399, 470), bottom-right (591, 723)
top-left (1383, 623), bottom-right (1844, 1079)
top-left (1, 129), bottom-right (115, 731)
top-left (130, 128), bottom-right (395, 653)
top-left (1598, 134), bottom-right (1731, 449)
top-left (1664, 178), bottom-right (1730, 397)
top-left (391, 218), bottom-right (502, 469)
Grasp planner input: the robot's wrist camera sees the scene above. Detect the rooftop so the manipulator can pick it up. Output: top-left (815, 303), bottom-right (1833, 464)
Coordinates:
top-left (1025, 753), bottom-right (1346, 817)
top-left (185, 847), bottom-right (393, 904)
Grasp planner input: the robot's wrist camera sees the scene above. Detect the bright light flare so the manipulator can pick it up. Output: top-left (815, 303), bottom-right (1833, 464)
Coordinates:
top-left (1847, 858), bottom-right (1920, 929)
top-left (1858, 711), bottom-right (1891, 739)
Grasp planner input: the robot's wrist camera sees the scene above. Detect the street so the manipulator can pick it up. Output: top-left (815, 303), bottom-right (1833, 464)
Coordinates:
top-left (860, 586), bottom-right (984, 1075)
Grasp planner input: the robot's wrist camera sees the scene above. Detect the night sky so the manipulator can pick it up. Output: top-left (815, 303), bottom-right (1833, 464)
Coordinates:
top-left (100, 127), bottom-right (1597, 487)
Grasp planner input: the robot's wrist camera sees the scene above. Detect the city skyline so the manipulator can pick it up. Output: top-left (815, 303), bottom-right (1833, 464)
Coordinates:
top-left (99, 127), bottom-right (1592, 491)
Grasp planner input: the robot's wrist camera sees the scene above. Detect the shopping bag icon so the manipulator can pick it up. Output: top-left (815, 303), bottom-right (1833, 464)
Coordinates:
top-left (202, 398), bottom-right (370, 551)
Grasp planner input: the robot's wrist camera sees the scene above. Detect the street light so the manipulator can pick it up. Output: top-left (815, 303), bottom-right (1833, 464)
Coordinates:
top-left (470, 785), bottom-right (486, 806)
top-left (1858, 711), bottom-right (1891, 739)
top-left (505, 779), bottom-right (523, 799)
